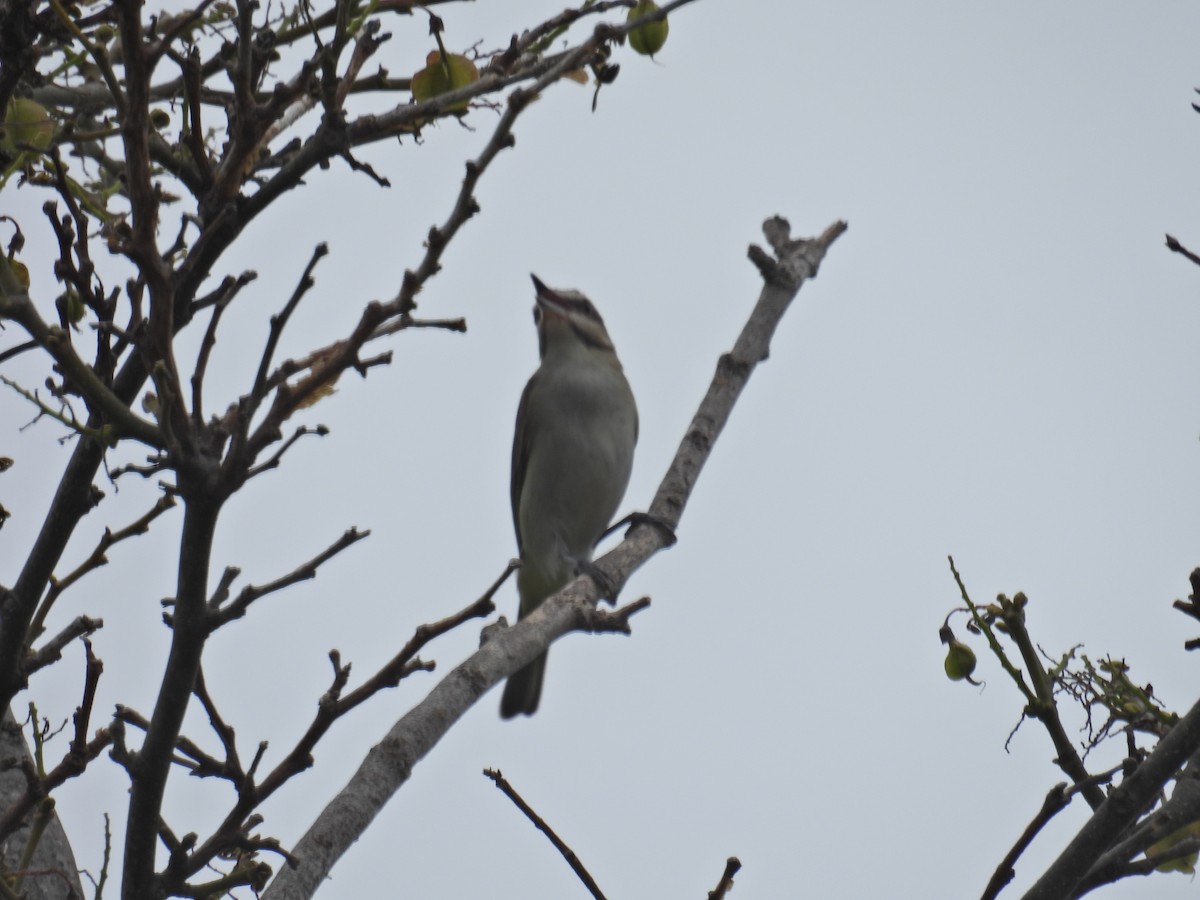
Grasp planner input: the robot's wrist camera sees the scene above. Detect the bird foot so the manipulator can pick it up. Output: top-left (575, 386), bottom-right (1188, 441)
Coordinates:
top-left (574, 558), bottom-right (620, 604)
top-left (600, 510), bottom-right (677, 546)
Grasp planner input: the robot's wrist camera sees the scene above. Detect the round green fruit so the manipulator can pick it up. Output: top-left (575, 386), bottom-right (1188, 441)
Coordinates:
top-left (944, 640), bottom-right (977, 681)
top-left (411, 51), bottom-right (479, 112)
top-left (2, 98), bottom-right (54, 152)
top-left (628, 0), bottom-right (669, 57)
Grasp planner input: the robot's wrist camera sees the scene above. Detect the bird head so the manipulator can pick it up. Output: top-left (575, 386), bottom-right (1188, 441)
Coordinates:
top-left (530, 274), bottom-right (617, 360)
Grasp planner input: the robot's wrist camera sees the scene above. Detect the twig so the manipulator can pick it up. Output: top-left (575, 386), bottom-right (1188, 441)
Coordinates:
top-left (178, 562), bottom-right (515, 882)
top-left (30, 494), bottom-right (176, 641)
top-left (192, 667), bottom-right (244, 785)
top-left (707, 857), bottom-right (742, 900)
top-left (0, 339), bottom-right (38, 366)
top-left (1165, 234), bottom-right (1200, 268)
top-left (948, 557), bottom-right (1107, 810)
top-left (24, 616), bottom-right (104, 676)
top-left (0, 375), bottom-right (113, 446)
top-left (1001, 602), bottom-right (1106, 810)
top-left (205, 526), bottom-right (369, 630)
top-left (483, 768), bottom-right (607, 900)
top-left (261, 215), bottom-right (845, 900)
top-left (244, 425), bottom-right (330, 480)
top-left (322, 559), bottom-right (518, 718)
top-left (1078, 750), bottom-right (1200, 892)
top-left (249, 244), bottom-right (329, 413)
top-left (0, 298), bottom-right (162, 446)
top-left (368, 314), bottom-right (467, 341)
top-left (1172, 568), bottom-right (1200, 651)
top-left (0, 644), bottom-right (112, 844)
top-left (113, 705), bottom-right (221, 779)
top-left (983, 784), bottom-right (1073, 900)
top-left (191, 272), bottom-right (257, 422)
top-left (1023, 696), bottom-right (1200, 900)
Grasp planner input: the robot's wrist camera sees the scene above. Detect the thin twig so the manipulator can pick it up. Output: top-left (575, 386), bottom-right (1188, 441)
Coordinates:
top-left (30, 494), bottom-right (176, 640)
top-left (191, 272), bottom-right (256, 422)
top-left (247, 244), bottom-right (330, 424)
top-left (24, 616), bottom-right (104, 676)
top-left (179, 562), bottom-right (516, 881)
top-left (983, 784), bottom-right (1072, 900)
top-left (484, 768), bottom-right (607, 900)
top-left (0, 644), bottom-right (112, 843)
top-left (707, 857), bottom-right (742, 900)
top-left (205, 526), bottom-right (369, 630)
top-left (244, 425), bottom-right (330, 480)
top-left (192, 667), bottom-right (243, 784)
top-left (1165, 234), bottom-right (1200, 267)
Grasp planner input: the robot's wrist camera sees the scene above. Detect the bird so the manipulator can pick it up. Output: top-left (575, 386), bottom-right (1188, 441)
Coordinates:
top-left (500, 275), bottom-right (639, 718)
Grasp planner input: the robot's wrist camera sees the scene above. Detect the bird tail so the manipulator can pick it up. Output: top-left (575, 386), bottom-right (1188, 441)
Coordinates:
top-left (500, 651), bottom-right (547, 719)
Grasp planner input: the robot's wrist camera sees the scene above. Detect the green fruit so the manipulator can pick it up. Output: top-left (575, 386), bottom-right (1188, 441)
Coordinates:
top-left (9, 260), bottom-right (29, 290)
top-left (628, 0), bottom-right (669, 57)
top-left (944, 640), bottom-right (977, 681)
top-left (56, 289), bottom-right (85, 324)
top-left (1148, 822), bottom-right (1200, 874)
top-left (2, 98), bottom-right (54, 153)
top-left (411, 51), bottom-right (479, 112)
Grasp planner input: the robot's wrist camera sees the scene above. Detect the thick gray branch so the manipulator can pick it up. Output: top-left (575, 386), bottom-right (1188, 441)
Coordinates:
top-left (1022, 695), bottom-right (1200, 900)
top-left (0, 709), bottom-right (86, 900)
top-left (261, 216), bottom-right (846, 900)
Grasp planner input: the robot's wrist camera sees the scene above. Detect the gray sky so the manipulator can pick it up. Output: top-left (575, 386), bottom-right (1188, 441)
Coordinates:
top-left (4, 1), bottom-right (1200, 897)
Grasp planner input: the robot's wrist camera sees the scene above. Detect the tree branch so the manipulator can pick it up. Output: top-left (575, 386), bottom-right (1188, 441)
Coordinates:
top-left (177, 562), bottom-right (514, 884)
top-left (29, 494), bottom-right (176, 643)
top-left (260, 215), bottom-right (846, 900)
top-left (1022, 696), bottom-right (1200, 900)
top-left (484, 768), bottom-right (607, 900)
top-left (203, 527), bottom-right (369, 630)
top-left (708, 857), bottom-right (742, 900)
top-left (1165, 234), bottom-right (1200, 267)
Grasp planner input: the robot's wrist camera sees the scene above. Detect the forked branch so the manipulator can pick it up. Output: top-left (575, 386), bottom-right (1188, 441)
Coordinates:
top-left (260, 215), bottom-right (846, 900)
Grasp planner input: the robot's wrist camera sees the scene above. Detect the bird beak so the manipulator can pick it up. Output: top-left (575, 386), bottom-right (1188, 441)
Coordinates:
top-left (530, 274), bottom-right (568, 319)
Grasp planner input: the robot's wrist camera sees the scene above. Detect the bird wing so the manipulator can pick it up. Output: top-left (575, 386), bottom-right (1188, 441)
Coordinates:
top-left (510, 372), bottom-right (540, 557)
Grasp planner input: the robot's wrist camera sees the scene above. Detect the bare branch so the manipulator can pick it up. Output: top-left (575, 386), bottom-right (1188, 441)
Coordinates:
top-left (0, 644), bottom-right (111, 846)
top-left (1076, 749), bottom-right (1200, 893)
top-left (0, 339), bottom-right (39, 366)
top-left (179, 562), bottom-right (516, 882)
top-left (244, 425), bottom-right (330, 481)
top-left (250, 245), bottom-right (330, 415)
top-left (368, 315), bottom-right (467, 342)
top-left (0, 293), bottom-right (163, 447)
top-left (30, 495), bottom-right (177, 642)
top-left (1023, 696), bottom-right (1200, 900)
top-left (24, 616), bottom-right (104, 677)
top-left (191, 667), bottom-right (244, 783)
top-left (708, 857), bottom-right (742, 900)
top-left (484, 768), bottom-right (607, 900)
top-left (205, 527), bottom-right (369, 630)
top-left (983, 784), bottom-right (1073, 900)
top-left (1165, 234), bottom-right (1200, 268)
top-left (191, 271), bottom-right (257, 422)
top-left (261, 215), bottom-right (844, 900)
top-left (1172, 568), bottom-right (1200, 651)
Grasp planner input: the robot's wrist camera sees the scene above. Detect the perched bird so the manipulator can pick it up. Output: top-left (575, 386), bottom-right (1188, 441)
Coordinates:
top-left (500, 275), bottom-right (638, 718)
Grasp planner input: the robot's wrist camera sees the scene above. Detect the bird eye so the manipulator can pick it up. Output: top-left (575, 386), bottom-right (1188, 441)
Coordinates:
top-left (532, 306), bottom-right (541, 325)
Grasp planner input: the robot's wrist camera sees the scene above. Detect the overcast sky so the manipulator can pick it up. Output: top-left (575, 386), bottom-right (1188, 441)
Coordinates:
top-left (5, 1), bottom-right (1200, 898)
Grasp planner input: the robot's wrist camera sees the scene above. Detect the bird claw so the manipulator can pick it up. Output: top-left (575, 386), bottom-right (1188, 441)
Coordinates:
top-left (574, 558), bottom-right (620, 604)
top-left (601, 510), bottom-right (677, 546)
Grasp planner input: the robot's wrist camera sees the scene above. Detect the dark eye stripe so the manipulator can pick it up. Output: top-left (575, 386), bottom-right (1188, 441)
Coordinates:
top-left (563, 297), bottom-right (601, 323)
